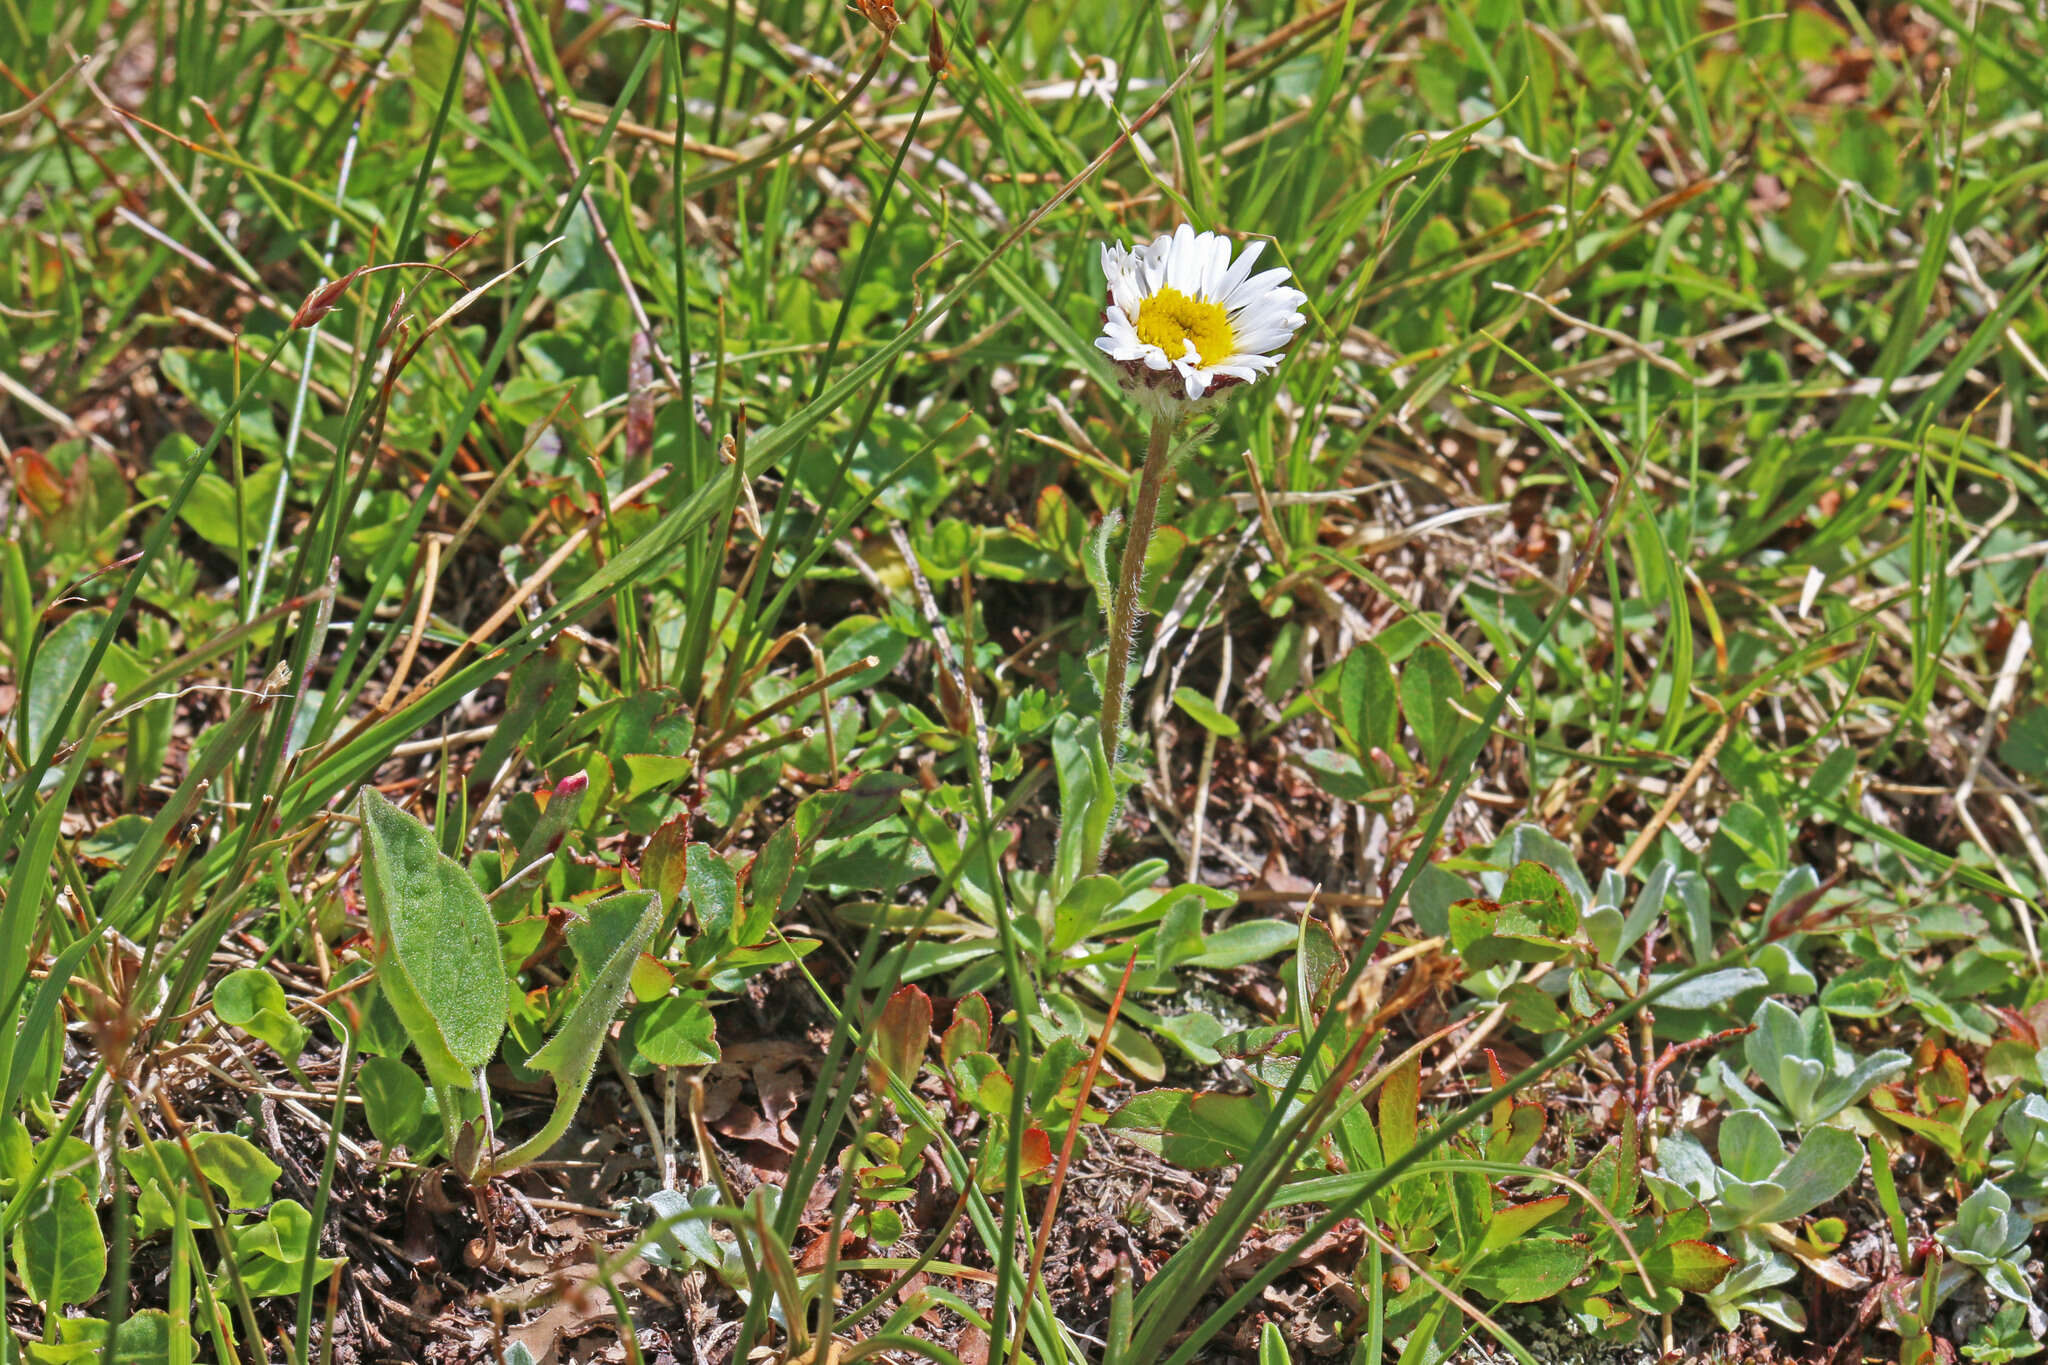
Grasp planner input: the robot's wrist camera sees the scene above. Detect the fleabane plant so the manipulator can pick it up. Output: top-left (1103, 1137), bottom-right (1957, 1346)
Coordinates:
top-left (1086, 224), bottom-right (1306, 867)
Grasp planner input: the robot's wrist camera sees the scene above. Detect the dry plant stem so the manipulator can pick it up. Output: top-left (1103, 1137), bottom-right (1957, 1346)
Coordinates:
top-left (1096, 414), bottom-right (1179, 841)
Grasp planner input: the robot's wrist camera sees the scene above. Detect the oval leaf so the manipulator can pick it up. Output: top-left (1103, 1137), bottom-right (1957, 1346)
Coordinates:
top-left (358, 789), bottom-right (507, 1089)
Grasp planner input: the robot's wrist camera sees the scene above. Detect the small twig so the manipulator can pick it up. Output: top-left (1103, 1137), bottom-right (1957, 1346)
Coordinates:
top-left (377, 535), bottom-right (443, 710)
top-left (1616, 701), bottom-right (1741, 880)
top-left (1956, 619), bottom-right (2032, 811)
top-left (606, 1038), bottom-right (673, 1191)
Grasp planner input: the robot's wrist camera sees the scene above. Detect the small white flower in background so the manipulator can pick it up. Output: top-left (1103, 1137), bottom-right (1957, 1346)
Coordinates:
top-left (1095, 223), bottom-right (1308, 414)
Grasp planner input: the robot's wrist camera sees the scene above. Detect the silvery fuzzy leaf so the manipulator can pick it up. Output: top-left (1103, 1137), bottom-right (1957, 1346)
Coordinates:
top-left (1718, 1109), bottom-right (1786, 1185)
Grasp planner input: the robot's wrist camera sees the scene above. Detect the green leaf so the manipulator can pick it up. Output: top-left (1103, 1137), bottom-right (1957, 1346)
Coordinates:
top-left (1051, 712), bottom-right (1115, 900)
top-left (23, 1311), bottom-right (192, 1365)
top-left (688, 841), bottom-right (741, 946)
top-left (1051, 876), bottom-right (1125, 953)
top-left (1107, 1089), bottom-right (1273, 1169)
top-left (1718, 1109), bottom-right (1786, 1184)
top-left (631, 993), bottom-right (720, 1066)
top-left (211, 968), bottom-right (309, 1063)
top-left (1478, 1194), bottom-right (1571, 1252)
top-left (1769, 1123), bottom-right (1865, 1221)
top-left (1399, 644), bottom-right (1466, 769)
top-left (1298, 748), bottom-right (1388, 803)
top-left (0, 1114), bottom-right (29, 1195)
top-left (1465, 1238), bottom-right (1589, 1302)
top-left (869, 984), bottom-right (932, 1091)
top-left (527, 891), bottom-right (666, 1084)
top-left (1499, 861), bottom-right (1579, 938)
top-left (1152, 1010), bottom-right (1225, 1065)
top-left (15, 1174), bottom-right (104, 1311)
top-left (357, 1056), bottom-right (430, 1149)
top-left (1656, 968), bottom-right (1768, 1010)
top-left (1500, 982), bottom-right (1571, 1033)
top-left (746, 823), bottom-right (805, 928)
top-left (2000, 706), bottom-right (2048, 779)
top-left (1084, 508), bottom-right (1121, 619)
top-left (189, 1132), bottom-right (283, 1208)
top-left (1642, 1239), bottom-right (1738, 1294)
top-left (1152, 894), bottom-right (1207, 975)
top-left (1448, 898), bottom-right (1571, 970)
top-left (20, 610), bottom-right (102, 760)
top-left (1172, 687), bottom-right (1239, 737)
top-left (230, 1199), bottom-right (343, 1296)
top-left (642, 815), bottom-right (689, 907)
top-left (1379, 1058), bottom-right (1419, 1163)
top-left (121, 1132), bottom-right (282, 1236)
top-left (1296, 919), bottom-right (1345, 1026)
top-left (357, 788), bottom-right (508, 1090)
top-left (1188, 920), bottom-right (1296, 968)
top-left (1336, 639), bottom-right (1400, 758)
top-left (479, 892), bottom-right (670, 1176)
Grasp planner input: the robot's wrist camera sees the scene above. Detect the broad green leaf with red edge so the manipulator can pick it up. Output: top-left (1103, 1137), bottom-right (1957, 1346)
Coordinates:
top-left (1480, 1194), bottom-right (1573, 1253)
top-left (1642, 1239), bottom-right (1738, 1293)
top-left (641, 813), bottom-right (690, 907)
top-left (942, 993), bottom-right (990, 1071)
top-left (1500, 861), bottom-right (1580, 938)
top-left (1465, 1238), bottom-right (1590, 1303)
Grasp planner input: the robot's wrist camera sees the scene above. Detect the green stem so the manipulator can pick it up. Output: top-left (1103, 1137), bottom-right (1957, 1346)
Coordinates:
top-left (1092, 412), bottom-right (1178, 866)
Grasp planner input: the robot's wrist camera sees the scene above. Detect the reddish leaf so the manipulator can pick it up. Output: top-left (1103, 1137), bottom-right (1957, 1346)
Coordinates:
top-left (869, 984), bottom-right (932, 1094)
top-left (1017, 1127), bottom-right (1053, 1180)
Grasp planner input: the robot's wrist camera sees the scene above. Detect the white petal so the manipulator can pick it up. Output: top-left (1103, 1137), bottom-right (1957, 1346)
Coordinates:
top-left (1228, 301), bottom-right (1297, 331)
top-left (1234, 291), bottom-right (1308, 325)
top-left (1231, 329), bottom-right (1297, 356)
top-left (1097, 323), bottom-right (1139, 354)
top-left (1163, 225), bottom-right (1196, 294)
top-left (1217, 353), bottom-right (1279, 373)
top-left (1225, 266), bottom-right (1298, 310)
top-left (1235, 305), bottom-right (1308, 337)
top-left (1138, 235), bottom-right (1171, 292)
top-left (1175, 356), bottom-right (1211, 399)
top-left (1246, 294), bottom-right (1309, 323)
top-left (1214, 239), bottom-right (1264, 302)
top-left (1199, 233), bottom-right (1231, 299)
top-left (1110, 271), bottom-right (1144, 316)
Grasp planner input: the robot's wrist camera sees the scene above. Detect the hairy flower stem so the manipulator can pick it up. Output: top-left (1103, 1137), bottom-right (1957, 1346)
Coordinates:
top-left (1092, 413), bottom-right (1178, 867)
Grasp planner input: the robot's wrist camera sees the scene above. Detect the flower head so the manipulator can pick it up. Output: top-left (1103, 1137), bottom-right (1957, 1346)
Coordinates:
top-left (1095, 224), bottom-right (1308, 415)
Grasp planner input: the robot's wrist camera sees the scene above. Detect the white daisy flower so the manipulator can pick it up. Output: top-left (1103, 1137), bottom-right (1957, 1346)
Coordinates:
top-left (1095, 223), bottom-right (1309, 414)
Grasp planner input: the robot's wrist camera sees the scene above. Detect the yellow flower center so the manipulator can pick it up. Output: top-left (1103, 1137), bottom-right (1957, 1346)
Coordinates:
top-left (1132, 287), bottom-right (1235, 368)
